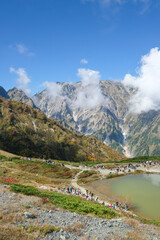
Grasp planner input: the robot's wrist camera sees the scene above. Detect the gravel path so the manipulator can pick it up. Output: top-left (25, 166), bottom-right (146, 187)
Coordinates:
top-left (71, 170), bottom-right (87, 194)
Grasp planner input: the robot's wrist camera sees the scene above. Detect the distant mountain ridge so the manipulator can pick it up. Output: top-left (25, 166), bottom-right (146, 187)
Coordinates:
top-left (8, 87), bottom-right (36, 108)
top-left (0, 86), bottom-right (9, 99)
top-left (1, 82), bottom-right (160, 157)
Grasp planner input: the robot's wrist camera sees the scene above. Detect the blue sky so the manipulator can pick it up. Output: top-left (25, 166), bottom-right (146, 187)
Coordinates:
top-left (0, 0), bottom-right (160, 95)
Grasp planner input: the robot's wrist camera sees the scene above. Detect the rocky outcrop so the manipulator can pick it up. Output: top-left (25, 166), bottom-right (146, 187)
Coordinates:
top-left (8, 87), bottom-right (36, 108)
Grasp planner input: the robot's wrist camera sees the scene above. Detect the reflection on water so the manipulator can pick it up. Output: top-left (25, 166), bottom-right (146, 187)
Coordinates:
top-left (89, 174), bottom-right (160, 220)
top-left (144, 174), bottom-right (160, 186)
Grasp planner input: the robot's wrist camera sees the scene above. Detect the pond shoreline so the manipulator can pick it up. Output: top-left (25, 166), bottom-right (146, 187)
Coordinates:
top-left (72, 164), bottom-right (160, 221)
top-left (86, 172), bottom-right (160, 221)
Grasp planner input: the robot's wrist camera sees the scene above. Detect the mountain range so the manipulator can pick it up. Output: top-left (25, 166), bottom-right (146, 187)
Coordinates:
top-left (1, 82), bottom-right (160, 157)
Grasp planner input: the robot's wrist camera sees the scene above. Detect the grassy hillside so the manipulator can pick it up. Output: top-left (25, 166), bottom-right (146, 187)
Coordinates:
top-left (0, 97), bottom-right (125, 162)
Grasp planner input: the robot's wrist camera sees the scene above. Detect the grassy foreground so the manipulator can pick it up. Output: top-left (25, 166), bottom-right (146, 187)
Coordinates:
top-left (10, 183), bottom-right (119, 219)
top-left (1, 158), bottom-right (78, 179)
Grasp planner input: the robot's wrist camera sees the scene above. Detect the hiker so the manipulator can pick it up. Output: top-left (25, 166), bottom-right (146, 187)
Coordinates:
top-left (125, 204), bottom-right (128, 211)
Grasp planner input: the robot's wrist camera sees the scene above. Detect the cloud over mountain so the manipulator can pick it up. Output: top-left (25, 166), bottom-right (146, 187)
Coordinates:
top-left (122, 47), bottom-right (160, 114)
top-left (42, 81), bottom-right (63, 98)
top-left (10, 67), bottom-right (31, 95)
top-left (42, 68), bottom-right (106, 110)
top-left (74, 68), bottom-right (106, 109)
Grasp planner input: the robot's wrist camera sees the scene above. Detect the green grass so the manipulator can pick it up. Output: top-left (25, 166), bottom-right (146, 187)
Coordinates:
top-left (25, 205), bottom-right (31, 209)
top-left (77, 170), bottom-right (101, 184)
top-left (106, 173), bottom-right (125, 179)
top-left (0, 154), bottom-right (7, 160)
top-left (134, 215), bottom-right (160, 227)
top-left (1, 158), bottom-right (78, 179)
top-left (23, 225), bottom-right (60, 234)
top-left (121, 156), bottom-right (160, 163)
top-left (10, 183), bottom-right (119, 219)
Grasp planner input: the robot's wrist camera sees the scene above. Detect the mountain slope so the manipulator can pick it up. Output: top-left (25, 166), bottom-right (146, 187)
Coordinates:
top-left (32, 81), bottom-right (160, 157)
top-left (0, 97), bottom-right (125, 162)
top-left (8, 87), bottom-right (36, 108)
top-left (124, 111), bottom-right (160, 157)
top-left (32, 81), bottom-right (132, 153)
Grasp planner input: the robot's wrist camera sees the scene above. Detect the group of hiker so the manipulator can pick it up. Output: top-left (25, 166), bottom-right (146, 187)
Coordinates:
top-left (63, 186), bottom-right (129, 211)
top-left (21, 157), bottom-right (32, 161)
top-left (94, 165), bottom-right (105, 169)
top-left (43, 160), bottom-right (65, 167)
top-left (64, 187), bottom-right (96, 201)
top-left (20, 156), bottom-right (66, 167)
top-left (115, 164), bottom-right (135, 173)
top-left (114, 161), bottom-right (158, 173)
top-left (141, 160), bottom-right (160, 167)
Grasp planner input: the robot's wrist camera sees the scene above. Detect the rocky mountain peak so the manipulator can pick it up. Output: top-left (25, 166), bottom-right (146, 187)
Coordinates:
top-left (0, 86), bottom-right (9, 99)
top-left (7, 87), bottom-right (36, 108)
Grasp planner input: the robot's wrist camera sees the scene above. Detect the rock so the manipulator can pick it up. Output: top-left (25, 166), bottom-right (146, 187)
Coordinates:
top-left (60, 235), bottom-right (65, 240)
top-left (40, 219), bottom-right (44, 224)
top-left (12, 193), bottom-right (17, 197)
top-left (24, 212), bottom-right (36, 219)
top-left (108, 223), bottom-right (113, 228)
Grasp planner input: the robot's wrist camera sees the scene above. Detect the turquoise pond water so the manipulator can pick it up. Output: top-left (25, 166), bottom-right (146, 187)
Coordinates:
top-left (89, 174), bottom-right (160, 220)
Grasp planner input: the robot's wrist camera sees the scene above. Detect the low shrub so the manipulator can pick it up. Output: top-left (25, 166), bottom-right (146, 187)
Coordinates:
top-left (10, 184), bottom-right (119, 219)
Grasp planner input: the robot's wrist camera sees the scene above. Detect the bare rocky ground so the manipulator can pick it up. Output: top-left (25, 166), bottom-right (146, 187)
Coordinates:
top-left (0, 183), bottom-right (160, 240)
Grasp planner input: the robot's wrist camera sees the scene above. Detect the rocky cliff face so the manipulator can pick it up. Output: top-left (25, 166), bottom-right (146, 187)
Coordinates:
top-left (32, 81), bottom-right (160, 157)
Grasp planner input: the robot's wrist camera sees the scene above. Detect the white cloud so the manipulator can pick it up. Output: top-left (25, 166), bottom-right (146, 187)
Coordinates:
top-left (80, 58), bottom-right (88, 64)
top-left (17, 44), bottom-right (28, 54)
top-left (82, 0), bottom-right (126, 5)
top-left (122, 47), bottom-right (160, 114)
top-left (100, 0), bottom-right (124, 5)
top-left (82, 0), bottom-right (152, 12)
top-left (74, 68), bottom-right (106, 109)
top-left (15, 44), bottom-right (34, 56)
top-left (42, 81), bottom-right (63, 98)
top-left (42, 69), bottom-right (107, 109)
top-left (10, 67), bottom-right (31, 95)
